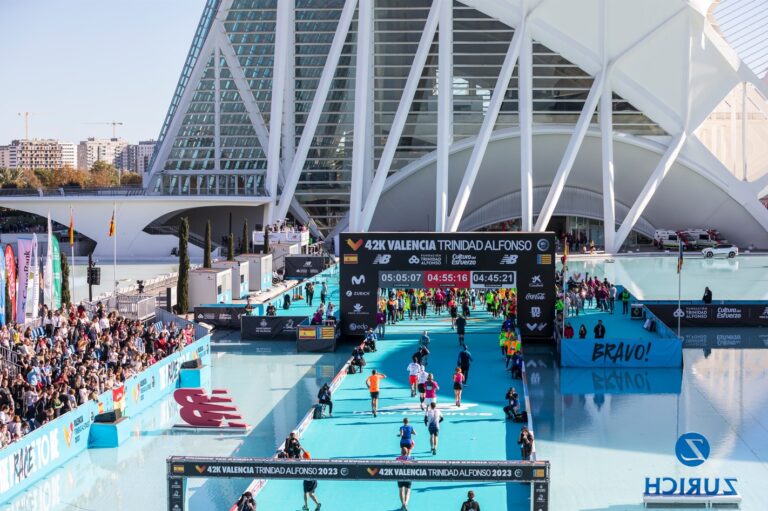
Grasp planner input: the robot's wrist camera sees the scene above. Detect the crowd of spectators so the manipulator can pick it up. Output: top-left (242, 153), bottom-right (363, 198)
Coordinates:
top-left (0, 302), bottom-right (195, 448)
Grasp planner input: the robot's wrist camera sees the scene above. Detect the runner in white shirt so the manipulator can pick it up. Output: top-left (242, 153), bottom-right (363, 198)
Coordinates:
top-left (406, 357), bottom-right (423, 397)
top-left (423, 402), bottom-right (444, 455)
top-left (416, 366), bottom-right (429, 410)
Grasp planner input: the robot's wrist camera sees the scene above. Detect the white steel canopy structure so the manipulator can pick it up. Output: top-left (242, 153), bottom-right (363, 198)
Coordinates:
top-left (148, 0), bottom-right (768, 250)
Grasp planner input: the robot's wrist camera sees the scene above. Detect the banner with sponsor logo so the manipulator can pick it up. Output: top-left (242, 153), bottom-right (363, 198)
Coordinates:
top-left (4, 245), bottom-right (16, 324)
top-left (559, 368), bottom-right (683, 394)
top-left (0, 334), bottom-right (210, 504)
top-left (284, 256), bottom-right (325, 280)
top-left (646, 302), bottom-right (768, 327)
top-left (193, 305), bottom-right (256, 329)
top-left (0, 253), bottom-right (5, 326)
top-left (16, 238), bottom-right (35, 321)
top-left (560, 338), bottom-right (682, 367)
top-left (241, 315), bottom-right (306, 340)
top-left (339, 232), bottom-right (556, 339)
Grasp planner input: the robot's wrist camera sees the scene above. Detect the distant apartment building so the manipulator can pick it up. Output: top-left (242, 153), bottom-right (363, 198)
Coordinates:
top-left (77, 137), bottom-right (129, 170)
top-left (60, 142), bottom-right (77, 168)
top-left (0, 145), bottom-right (10, 168)
top-left (126, 140), bottom-right (156, 174)
top-left (3, 139), bottom-right (63, 170)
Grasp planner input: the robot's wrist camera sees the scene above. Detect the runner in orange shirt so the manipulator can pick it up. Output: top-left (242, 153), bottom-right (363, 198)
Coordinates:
top-left (366, 369), bottom-right (387, 417)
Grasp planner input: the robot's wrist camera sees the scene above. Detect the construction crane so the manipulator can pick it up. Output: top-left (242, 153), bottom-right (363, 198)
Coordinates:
top-left (84, 121), bottom-right (124, 138)
top-left (17, 112), bottom-right (39, 140)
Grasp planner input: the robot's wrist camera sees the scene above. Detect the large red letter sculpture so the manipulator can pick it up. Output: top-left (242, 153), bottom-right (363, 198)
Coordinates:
top-left (173, 388), bottom-right (247, 429)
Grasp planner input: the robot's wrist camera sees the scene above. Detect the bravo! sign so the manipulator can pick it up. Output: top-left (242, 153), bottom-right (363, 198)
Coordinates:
top-left (560, 338), bottom-right (682, 368)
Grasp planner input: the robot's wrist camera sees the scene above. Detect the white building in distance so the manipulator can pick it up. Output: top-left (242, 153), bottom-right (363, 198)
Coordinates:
top-left (127, 140), bottom-right (156, 174)
top-left (77, 137), bottom-right (129, 171)
top-left (60, 142), bottom-right (77, 169)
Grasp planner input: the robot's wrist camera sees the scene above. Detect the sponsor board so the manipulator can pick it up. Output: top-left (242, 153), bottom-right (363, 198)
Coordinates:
top-left (241, 316), bottom-right (306, 340)
top-left (646, 302), bottom-right (768, 327)
top-left (561, 338), bottom-right (682, 367)
top-left (340, 232), bottom-right (556, 338)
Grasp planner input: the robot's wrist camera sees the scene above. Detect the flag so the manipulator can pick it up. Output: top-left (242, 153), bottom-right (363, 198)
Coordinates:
top-left (108, 210), bottom-right (115, 237)
top-left (69, 207), bottom-right (74, 247)
top-left (563, 241), bottom-right (568, 264)
top-left (45, 213), bottom-right (53, 308)
top-left (677, 239), bottom-right (684, 274)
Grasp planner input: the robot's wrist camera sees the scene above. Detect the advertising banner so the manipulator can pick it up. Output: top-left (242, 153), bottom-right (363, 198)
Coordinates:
top-left (30, 234), bottom-right (39, 318)
top-left (646, 302), bottom-right (768, 328)
top-left (193, 305), bottom-right (256, 329)
top-left (560, 338), bottom-right (683, 368)
top-left (284, 256), bottom-right (324, 279)
top-left (241, 315), bottom-right (306, 340)
top-left (170, 457), bottom-right (549, 482)
top-left (0, 254), bottom-right (5, 326)
top-left (4, 245), bottom-right (16, 324)
top-left (45, 215), bottom-right (53, 309)
top-left (52, 237), bottom-right (62, 310)
top-left (559, 368), bottom-right (683, 394)
top-left (0, 334), bottom-right (210, 504)
top-left (339, 232), bottom-right (556, 339)
top-left (16, 238), bottom-right (34, 321)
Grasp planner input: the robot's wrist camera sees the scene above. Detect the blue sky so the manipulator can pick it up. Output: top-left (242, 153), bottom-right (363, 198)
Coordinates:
top-left (0, 0), bottom-right (206, 144)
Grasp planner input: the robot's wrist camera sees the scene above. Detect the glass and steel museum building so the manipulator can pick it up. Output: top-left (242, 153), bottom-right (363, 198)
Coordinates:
top-left (146, 0), bottom-right (768, 250)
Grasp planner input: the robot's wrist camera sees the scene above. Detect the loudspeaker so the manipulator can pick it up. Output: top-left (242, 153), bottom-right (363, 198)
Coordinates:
top-left (181, 359), bottom-right (202, 369)
top-left (94, 409), bottom-right (123, 423)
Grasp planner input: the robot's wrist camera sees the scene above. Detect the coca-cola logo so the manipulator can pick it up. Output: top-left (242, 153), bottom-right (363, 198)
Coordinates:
top-left (525, 292), bottom-right (546, 300)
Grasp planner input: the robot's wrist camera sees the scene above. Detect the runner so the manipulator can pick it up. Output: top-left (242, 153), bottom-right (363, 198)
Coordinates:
top-left (413, 344), bottom-right (430, 368)
top-left (395, 455), bottom-right (413, 511)
top-left (423, 373), bottom-right (439, 409)
top-left (301, 451), bottom-right (321, 510)
top-left (457, 346), bottom-right (473, 385)
top-left (397, 417), bottom-right (416, 456)
top-left (453, 367), bottom-right (465, 407)
top-left (365, 369), bottom-right (387, 417)
top-left (407, 357), bottom-right (423, 397)
top-left (449, 297), bottom-right (458, 328)
top-left (416, 365), bottom-right (428, 410)
top-left (456, 314), bottom-right (467, 347)
top-left (424, 401), bottom-right (444, 455)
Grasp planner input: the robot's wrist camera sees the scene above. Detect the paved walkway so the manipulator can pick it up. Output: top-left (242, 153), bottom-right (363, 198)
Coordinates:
top-left (256, 303), bottom-right (532, 510)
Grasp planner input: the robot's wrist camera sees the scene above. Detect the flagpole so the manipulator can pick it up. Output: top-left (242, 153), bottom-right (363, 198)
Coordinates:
top-left (677, 240), bottom-right (682, 340)
top-left (113, 203), bottom-right (117, 298)
top-left (70, 206), bottom-right (76, 305)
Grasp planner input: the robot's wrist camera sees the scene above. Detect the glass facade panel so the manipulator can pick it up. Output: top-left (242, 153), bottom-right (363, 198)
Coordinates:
top-left (153, 0), bottom-right (665, 232)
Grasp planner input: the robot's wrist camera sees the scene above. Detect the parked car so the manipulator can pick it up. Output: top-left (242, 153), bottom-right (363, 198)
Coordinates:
top-left (702, 243), bottom-right (738, 258)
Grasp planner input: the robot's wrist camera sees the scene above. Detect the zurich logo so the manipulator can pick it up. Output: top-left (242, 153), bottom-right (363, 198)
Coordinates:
top-left (675, 432), bottom-right (710, 467)
top-left (346, 290), bottom-right (353, 297)
top-left (537, 239), bottom-right (550, 252)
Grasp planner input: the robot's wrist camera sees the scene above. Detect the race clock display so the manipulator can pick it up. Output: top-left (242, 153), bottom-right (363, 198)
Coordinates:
top-left (378, 270), bottom-right (423, 288)
top-left (470, 271), bottom-right (517, 288)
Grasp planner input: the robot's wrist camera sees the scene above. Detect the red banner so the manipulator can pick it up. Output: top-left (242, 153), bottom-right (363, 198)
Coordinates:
top-left (4, 246), bottom-right (16, 323)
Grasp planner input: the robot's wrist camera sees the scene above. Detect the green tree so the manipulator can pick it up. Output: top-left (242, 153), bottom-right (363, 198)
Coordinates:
top-left (60, 252), bottom-right (71, 306)
top-left (120, 172), bottom-right (143, 186)
top-left (262, 226), bottom-right (270, 254)
top-left (33, 168), bottom-right (55, 188)
top-left (227, 233), bottom-right (235, 261)
top-left (0, 168), bottom-right (23, 188)
top-left (177, 217), bottom-right (190, 314)
top-left (203, 220), bottom-right (212, 268)
top-left (89, 161), bottom-right (119, 187)
top-left (241, 219), bottom-right (249, 254)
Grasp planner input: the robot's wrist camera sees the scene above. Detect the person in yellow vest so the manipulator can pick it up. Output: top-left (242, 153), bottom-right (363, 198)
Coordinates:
top-left (504, 336), bottom-right (515, 368)
top-left (498, 330), bottom-right (508, 358)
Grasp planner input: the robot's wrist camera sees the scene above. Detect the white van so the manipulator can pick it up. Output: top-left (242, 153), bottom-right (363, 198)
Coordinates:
top-left (653, 230), bottom-right (680, 249)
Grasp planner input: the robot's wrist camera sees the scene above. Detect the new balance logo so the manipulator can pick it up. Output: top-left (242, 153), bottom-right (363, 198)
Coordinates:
top-left (373, 254), bottom-right (391, 264)
top-left (351, 275), bottom-right (366, 285)
top-left (500, 254), bottom-right (518, 265)
top-left (525, 323), bottom-right (547, 332)
top-left (173, 388), bottom-right (247, 429)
